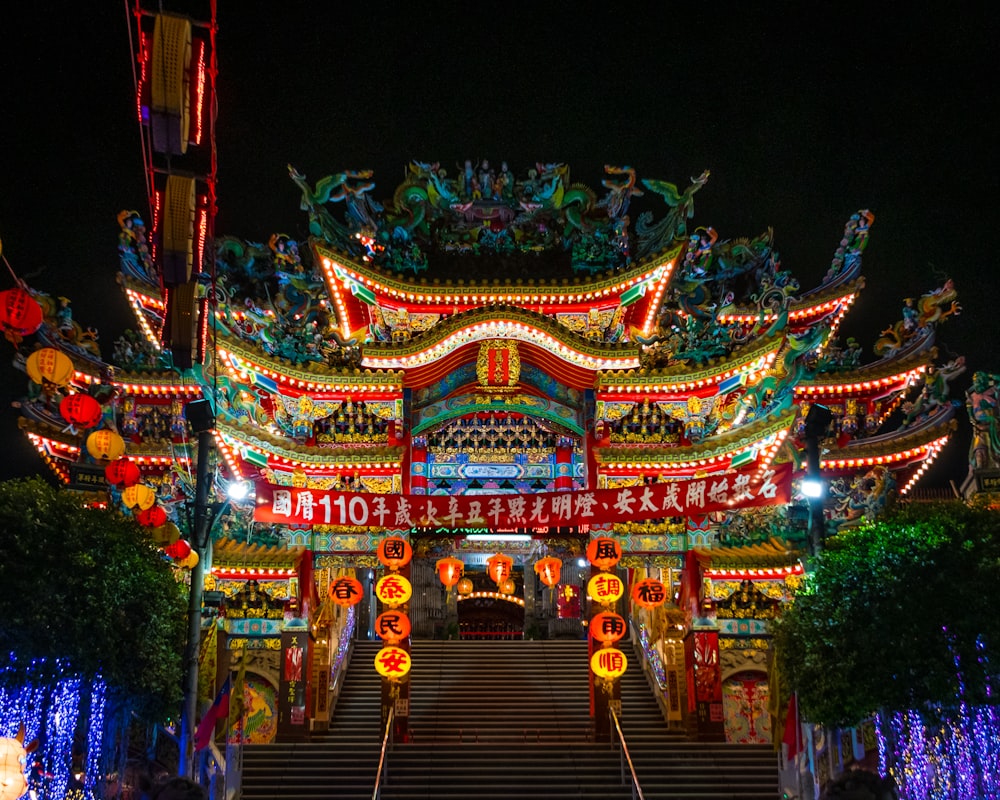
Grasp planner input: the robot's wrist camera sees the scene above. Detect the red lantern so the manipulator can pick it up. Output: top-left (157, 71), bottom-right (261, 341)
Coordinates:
top-left (486, 553), bottom-right (513, 587)
top-left (137, 505), bottom-right (168, 528)
top-left (435, 556), bottom-right (464, 589)
top-left (329, 576), bottom-right (364, 607)
top-left (375, 610), bottom-right (411, 643)
top-left (590, 611), bottom-right (627, 644)
top-left (586, 537), bottom-right (622, 571)
top-left (534, 557), bottom-right (562, 588)
top-left (0, 287), bottom-right (43, 337)
top-left (377, 536), bottom-right (412, 570)
top-left (164, 539), bottom-right (192, 560)
top-left (105, 457), bottom-right (141, 487)
top-left (631, 578), bottom-right (668, 609)
top-left (60, 393), bottom-right (103, 429)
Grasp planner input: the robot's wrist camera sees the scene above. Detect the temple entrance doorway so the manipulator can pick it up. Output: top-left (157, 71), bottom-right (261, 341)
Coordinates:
top-left (455, 567), bottom-right (525, 640)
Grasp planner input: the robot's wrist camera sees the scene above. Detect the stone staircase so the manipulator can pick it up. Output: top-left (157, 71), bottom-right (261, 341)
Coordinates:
top-left (240, 637), bottom-right (779, 800)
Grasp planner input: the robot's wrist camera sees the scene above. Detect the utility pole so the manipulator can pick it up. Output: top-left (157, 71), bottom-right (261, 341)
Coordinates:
top-left (179, 400), bottom-right (215, 777)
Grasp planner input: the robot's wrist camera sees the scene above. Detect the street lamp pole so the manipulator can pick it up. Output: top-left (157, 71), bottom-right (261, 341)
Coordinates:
top-left (179, 402), bottom-right (216, 778)
top-left (802, 404), bottom-right (833, 558)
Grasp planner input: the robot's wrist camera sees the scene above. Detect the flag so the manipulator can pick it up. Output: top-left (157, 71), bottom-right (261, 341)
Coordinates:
top-left (194, 677), bottom-right (231, 752)
top-left (228, 652), bottom-right (248, 733)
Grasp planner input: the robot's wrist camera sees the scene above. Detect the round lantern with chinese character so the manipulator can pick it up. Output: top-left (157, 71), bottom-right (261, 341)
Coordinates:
top-left (587, 572), bottom-right (625, 606)
top-left (60, 393), bottom-right (103, 430)
top-left (456, 577), bottom-right (474, 596)
top-left (150, 520), bottom-right (180, 547)
top-left (534, 556), bottom-right (562, 588)
top-left (105, 457), bottom-right (140, 487)
top-left (375, 573), bottom-right (412, 607)
top-left (377, 536), bottom-right (412, 571)
top-left (329, 576), bottom-right (364, 607)
top-left (486, 552), bottom-right (513, 588)
top-left (87, 429), bottom-right (126, 462)
top-left (0, 287), bottom-right (43, 340)
top-left (435, 556), bottom-right (464, 589)
top-left (136, 504), bottom-right (168, 528)
top-left (586, 537), bottom-right (622, 571)
top-left (26, 347), bottom-right (74, 388)
top-left (374, 645), bottom-right (411, 681)
top-left (0, 735), bottom-right (28, 800)
top-left (590, 647), bottom-right (628, 680)
top-left (121, 483), bottom-right (156, 510)
top-left (631, 578), bottom-right (668, 610)
top-left (375, 609), bottom-right (411, 643)
top-left (163, 538), bottom-right (192, 560)
top-left (589, 611), bottom-right (627, 644)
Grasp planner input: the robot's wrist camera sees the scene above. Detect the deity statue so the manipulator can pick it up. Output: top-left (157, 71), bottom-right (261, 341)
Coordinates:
top-left (966, 371), bottom-right (1000, 471)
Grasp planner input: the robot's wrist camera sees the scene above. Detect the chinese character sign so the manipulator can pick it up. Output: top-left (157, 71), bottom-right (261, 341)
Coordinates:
top-left (377, 536), bottom-right (412, 570)
top-left (588, 573), bottom-right (624, 605)
top-left (589, 611), bottom-right (627, 644)
top-left (375, 610), bottom-right (411, 643)
top-left (329, 576), bottom-right (364, 607)
top-left (631, 578), bottom-right (667, 609)
top-left (255, 461), bottom-right (793, 528)
top-left (587, 537), bottom-right (622, 571)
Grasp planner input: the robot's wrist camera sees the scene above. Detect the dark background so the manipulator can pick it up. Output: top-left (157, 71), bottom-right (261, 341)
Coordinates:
top-left (1, 2), bottom-right (996, 488)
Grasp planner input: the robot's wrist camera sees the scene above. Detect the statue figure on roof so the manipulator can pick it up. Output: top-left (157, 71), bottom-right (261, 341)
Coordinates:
top-left (635, 170), bottom-right (710, 258)
top-left (873, 279), bottom-right (961, 357)
top-left (966, 371), bottom-right (1000, 471)
top-left (600, 165), bottom-right (643, 220)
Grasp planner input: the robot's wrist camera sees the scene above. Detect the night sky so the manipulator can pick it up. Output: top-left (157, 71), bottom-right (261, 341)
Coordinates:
top-left (1, 2), bottom-right (996, 487)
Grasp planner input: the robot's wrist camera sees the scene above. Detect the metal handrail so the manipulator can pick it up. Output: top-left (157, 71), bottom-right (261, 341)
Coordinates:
top-left (371, 707), bottom-right (395, 800)
top-left (609, 706), bottom-right (646, 800)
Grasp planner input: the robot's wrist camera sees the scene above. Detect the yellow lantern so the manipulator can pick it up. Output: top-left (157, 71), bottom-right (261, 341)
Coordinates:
top-left (435, 556), bottom-right (464, 589)
top-left (150, 520), bottom-right (181, 546)
top-left (500, 577), bottom-right (516, 595)
top-left (25, 347), bottom-right (74, 387)
top-left (377, 536), bottom-right (412, 570)
top-left (587, 572), bottom-right (624, 605)
top-left (590, 647), bottom-right (628, 680)
top-left (86, 429), bottom-right (126, 462)
top-left (374, 645), bottom-right (411, 680)
top-left (180, 550), bottom-right (200, 569)
top-left (121, 483), bottom-right (156, 510)
top-left (456, 577), bottom-right (474, 595)
top-left (586, 537), bottom-right (622, 571)
top-left (0, 736), bottom-right (27, 800)
top-left (631, 578), bottom-right (668, 609)
top-left (486, 552), bottom-right (513, 587)
top-left (375, 573), bottom-right (412, 607)
top-left (534, 557), bottom-right (562, 588)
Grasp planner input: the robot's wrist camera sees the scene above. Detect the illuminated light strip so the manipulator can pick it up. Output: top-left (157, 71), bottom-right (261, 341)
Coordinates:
top-left (211, 566), bottom-right (295, 579)
top-left (601, 351), bottom-right (776, 395)
top-left (796, 366), bottom-right (926, 396)
top-left (824, 435), bottom-right (950, 473)
top-left (457, 591), bottom-right (525, 607)
top-left (125, 287), bottom-right (165, 348)
top-left (640, 264), bottom-right (675, 335)
top-left (215, 432), bottom-right (245, 481)
top-left (361, 320), bottom-right (642, 372)
top-left (192, 39), bottom-right (205, 145)
top-left (899, 439), bottom-right (949, 496)
top-left (216, 430), bottom-right (401, 474)
top-left (705, 564), bottom-right (804, 580)
top-left (219, 349), bottom-right (403, 394)
top-left (717, 293), bottom-right (857, 325)
top-left (321, 254), bottom-right (676, 308)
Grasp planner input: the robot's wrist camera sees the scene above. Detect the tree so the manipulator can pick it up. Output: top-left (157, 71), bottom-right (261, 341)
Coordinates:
top-left (0, 476), bottom-right (187, 723)
top-left (773, 500), bottom-right (1000, 728)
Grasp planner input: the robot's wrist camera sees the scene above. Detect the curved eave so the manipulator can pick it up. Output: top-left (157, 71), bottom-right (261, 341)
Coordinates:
top-left (212, 536), bottom-right (304, 570)
top-left (215, 420), bottom-right (405, 474)
top-left (112, 371), bottom-right (206, 398)
top-left (797, 348), bottom-right (933, 401)
top-left (314, 240), bottom-right (682, 311)
top-left (596, 407), bottom-right (797, 474)
top-left (359, 305), bottom-right (641, 385)
top-left (215, 329), bottom-right (404, 396)
top-left (718, 277), bottom-right (864, 337)
top-left (596, 328), bottom-right (785, 395)
top-left (696, 537), bottom-right (802, 570)
top-left (118, 273), bottom-right (166, 347)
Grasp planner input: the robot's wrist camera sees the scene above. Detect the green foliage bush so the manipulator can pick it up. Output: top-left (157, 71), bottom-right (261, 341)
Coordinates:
top-left (0, 477), bottom-right (187, 723)
top-left (772, 500), bottom-right (1000, 727)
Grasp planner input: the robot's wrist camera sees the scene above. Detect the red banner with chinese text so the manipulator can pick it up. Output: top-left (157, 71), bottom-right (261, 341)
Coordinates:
top-left (254, 461), bottom-right (792, 529)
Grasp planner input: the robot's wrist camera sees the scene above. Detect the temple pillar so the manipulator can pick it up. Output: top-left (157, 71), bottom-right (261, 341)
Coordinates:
top-left (556, 436), bottom-right (573, 491)
top-left (410, 435), bottom-right (427, 495)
